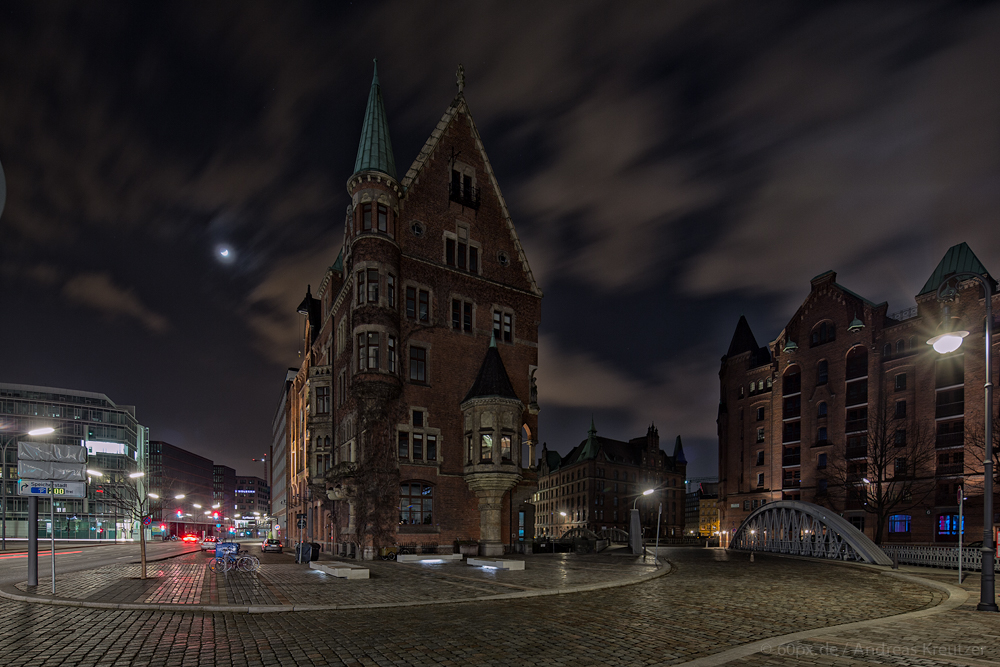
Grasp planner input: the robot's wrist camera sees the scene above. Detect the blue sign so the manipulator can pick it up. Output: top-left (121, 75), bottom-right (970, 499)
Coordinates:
top-left (215, 542), bottom-right (239, 558)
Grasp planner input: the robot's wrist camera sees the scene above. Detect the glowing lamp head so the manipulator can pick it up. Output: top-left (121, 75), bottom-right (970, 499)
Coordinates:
top-left (928, 331), bottom-right (968, 354)
top-left (28, 427), bottom-right (55, 436)
top-left (642, 489), bottom-right (655, 496)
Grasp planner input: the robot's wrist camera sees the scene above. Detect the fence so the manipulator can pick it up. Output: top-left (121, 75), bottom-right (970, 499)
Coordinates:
top-left (881, 544), bottom-right (1000, 572)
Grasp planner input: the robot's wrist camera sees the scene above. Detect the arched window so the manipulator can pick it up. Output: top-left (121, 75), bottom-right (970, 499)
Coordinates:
top-left (818, 402), bottom-right (828, 417)
top-left (896, 339), bottom-right (905, 354)
top-left (845, 346), bottom-right (868, 380)
top-left (765, 378), bottom-right (773, 390)
top-left (811, 321), bottom-right (836, 347)
top-left (783, 366), bottom-right (801, 395)
top-left (909, 335), bottom-right (917, 349)
top-left (399, 482), bottom-right (433, 525)
top-left (757, 380), bottom-right (764, 392)
top-left (817, 360), bottom-right (828, 385)
top-left (883, 343), bottom-right (892, 358)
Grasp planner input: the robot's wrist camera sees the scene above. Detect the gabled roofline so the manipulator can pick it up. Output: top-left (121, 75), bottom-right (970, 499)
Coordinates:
top-left (400, 90), bottom-right (541, 297)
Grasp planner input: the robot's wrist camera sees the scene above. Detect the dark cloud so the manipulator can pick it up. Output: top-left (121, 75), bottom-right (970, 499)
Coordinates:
top-left (1, 0), bottom-right (996, 477)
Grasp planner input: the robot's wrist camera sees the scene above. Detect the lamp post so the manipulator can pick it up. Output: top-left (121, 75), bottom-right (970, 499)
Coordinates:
top-left (928, 271), bottom-right (997, 613)
top-left (2, 427), bottom-right (55, 551)
top-left (630, 488), bottom-right (655, 557)
top-left (252, 456), bottom-right (269, 537)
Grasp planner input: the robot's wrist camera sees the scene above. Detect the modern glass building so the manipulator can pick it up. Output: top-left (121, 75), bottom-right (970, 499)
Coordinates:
top-left (0, 382), bottom-right (147, 542)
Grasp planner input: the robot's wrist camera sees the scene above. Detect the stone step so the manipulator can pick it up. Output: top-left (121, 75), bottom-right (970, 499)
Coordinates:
top-left (396, 553), bottom-right (464, 563)
top-left (467, 558), bottom-right (525, 570)
top-left (309, 561), bottom-right (369, 579)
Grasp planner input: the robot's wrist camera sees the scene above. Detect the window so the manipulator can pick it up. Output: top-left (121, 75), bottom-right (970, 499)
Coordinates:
top-left (413, 433), bottom-right (423, 460)
top-left (387, 336), bottom-right (397, 373)
top-left (406, 288), bottom-right (430, 322)
top-left (756, 427), bottom-right (765, 443)
top-left (387, 274), bottom-right (396, 308)
top-left (817, 427), bottom-right (827, 444)
top-left (452, 299), bottom-right (473, 332)
top-left (894, 457), bottom-right (908, 477)
top-left (883, 343), bottom-right (892, 358)
top-left (398, 432), bottom-right (409, 459)
top-left (427, 435), bottom-right (437, 461)
top-left (356, 271), bottom-right (364, 305)
top-left (756, 473), bottom-right (764, 487)
top-left (367, 268), bottom-right (379, 303)
top-left (755, 450), bottom-right (764, 466)
top-left (361, 203), bottom-right (372, 231)
top-left (782, 421), bottom-right (801, 443)
top-left (446, 238), bottom-right (455, 266)
top-left (501, 435), bottom-right (512, 461)
top-left (817, 453), bottom-right (827, 469)
top-left (754, 406), bottom-right (765, 421)
top-left (894, 373), bottom-right (906, 391)
top-left (377, 204), bottom-right (388, 232)
top-left (845, 347), bottom-right (868, 380)
top-left (357, 332), bottom-right (380, 371)
top-left (409, 347), bottom-right (427, 383)
top-left (894, 429), bottom-right (906, 446)
top-left (811, 321), bottom-right (835, 347)
top-left (399, 483), bottom-right (433, 525)
top-left (817, 402), bottom-right (827, 417)
top-left (889, 515), bottom-right (911, 533)
top-left (849, 516), bottom-right (865, 531)
top-left (935, 355), bottom-right (964, 388)
top-left (315, 386), bottom-right (330, 415)
top-left (743, 500), bottom-right (751, 511)
top-left (480, 434), bottom-right (493, 462)
top-left (493, 310), bottom-right (513, 342)
top-left (413, 410), bottom-right (424, 427)
top-left (937, 514), bottom-right (963, 536)
top-left (817, 360), bottom-right (828, 385)
top-left (845, 380), bottom-right (867, 406)
top-left (895, 400), bottom-right (906, 419)
top-left (783, 367), bottom-right (801, 395)
top-left (406, 287), bottom-right (416, 318)
top-left (818, 479), bottom-right (828, 493)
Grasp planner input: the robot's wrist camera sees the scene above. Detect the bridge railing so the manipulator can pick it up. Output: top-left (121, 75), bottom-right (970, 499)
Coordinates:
top-left (881, 544), bottom-right (1000, 572)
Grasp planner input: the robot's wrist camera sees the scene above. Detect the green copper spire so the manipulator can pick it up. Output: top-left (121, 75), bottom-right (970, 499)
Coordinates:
top-left (353, 59), bottom-right (397, 179)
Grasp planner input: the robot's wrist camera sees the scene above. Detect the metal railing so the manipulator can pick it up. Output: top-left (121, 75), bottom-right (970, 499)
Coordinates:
top-left (881, 544), bottom-right (1000, 572)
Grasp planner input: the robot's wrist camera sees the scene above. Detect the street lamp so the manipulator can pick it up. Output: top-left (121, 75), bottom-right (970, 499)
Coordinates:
top-left (632, 488), bottom-right (655, 509)
top-left (1, 426), bottom-right (56, 551)
top-left (928, 271), bottom-right (997, 613)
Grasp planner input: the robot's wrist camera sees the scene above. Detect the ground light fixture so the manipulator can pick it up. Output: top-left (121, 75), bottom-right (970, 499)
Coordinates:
top-left (927, 271), bottom-right (997, 613)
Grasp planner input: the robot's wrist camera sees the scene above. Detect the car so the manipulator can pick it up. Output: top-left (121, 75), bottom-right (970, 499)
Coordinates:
top-left (260, 538), bottom-right (283, 553)
top-left (200, 536), bottom-right (218, 551)
top-left (182, 534), bottom-right (199, 543)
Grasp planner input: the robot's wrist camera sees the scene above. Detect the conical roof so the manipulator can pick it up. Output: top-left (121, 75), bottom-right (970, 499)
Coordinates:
top-left (353, 59), bottom-right (396, 179)
top-left (673, 436), bottom-right (687, 465)
top-left (726, 316), bottom-right (759, 358)
top-left (462, 335), bottom-right (519, 403)
top-left (919, 242), bottom-right (994, 296)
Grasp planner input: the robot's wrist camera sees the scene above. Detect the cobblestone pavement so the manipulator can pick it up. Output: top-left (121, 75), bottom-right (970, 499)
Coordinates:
top-left (0, 548), bottom-right (993, 667)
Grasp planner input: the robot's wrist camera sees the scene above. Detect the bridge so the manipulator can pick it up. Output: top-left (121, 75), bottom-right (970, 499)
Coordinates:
top-left (729, 500), bottom-right (892, 565)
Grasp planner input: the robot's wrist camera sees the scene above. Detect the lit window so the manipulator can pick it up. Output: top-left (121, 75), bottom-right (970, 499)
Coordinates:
top-left (888, 515), bottom-right (911, 533)
top-left (399, 483), bottom-right (433, 525)
top-left (480, 434), bottom-right (493, 462)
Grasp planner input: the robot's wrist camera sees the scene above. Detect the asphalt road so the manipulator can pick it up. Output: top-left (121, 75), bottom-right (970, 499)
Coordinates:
top-left (0, 541), bottom-right (201, 584)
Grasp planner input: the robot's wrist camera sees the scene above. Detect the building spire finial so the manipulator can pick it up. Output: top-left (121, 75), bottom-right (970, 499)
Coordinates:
top-left (456, 63), bottom-right (465, 94)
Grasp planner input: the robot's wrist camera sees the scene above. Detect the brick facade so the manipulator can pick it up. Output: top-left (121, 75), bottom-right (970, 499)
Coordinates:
top-left (719, 245), bottom-right (999, 546)
top-left (286, 67), bottom-right (541, 556)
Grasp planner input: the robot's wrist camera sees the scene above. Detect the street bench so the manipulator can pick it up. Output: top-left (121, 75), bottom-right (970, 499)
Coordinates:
top-left (467, 558), bottom-right (525, 570)
top-left (309, 561), bottom-right (369, 579)
top-left (395, 553), bottom-right (464, 563)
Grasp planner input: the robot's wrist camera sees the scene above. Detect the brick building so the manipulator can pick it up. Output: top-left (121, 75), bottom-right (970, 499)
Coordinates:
top-left (718, 243), bottom-right (999, 545)
top-left (534, 422), bottom-right (687, 539)
top-left (286, 63), bottom-right (541, 557)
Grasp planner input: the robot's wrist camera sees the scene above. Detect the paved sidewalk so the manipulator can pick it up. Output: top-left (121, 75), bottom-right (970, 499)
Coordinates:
top-left (0, 546), bottom-right (668, 612)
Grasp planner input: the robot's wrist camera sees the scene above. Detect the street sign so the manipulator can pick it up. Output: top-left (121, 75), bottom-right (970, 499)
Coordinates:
top-left (18, 480), bottom-right (86, 498)
top-left (296, 518), bottom-right (307, 529)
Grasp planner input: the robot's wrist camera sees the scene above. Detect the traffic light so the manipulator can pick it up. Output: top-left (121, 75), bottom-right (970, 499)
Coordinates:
top-left (212, 512), bottom-right (219, 519)
top-left (160, 524), bottom-right (166, 531)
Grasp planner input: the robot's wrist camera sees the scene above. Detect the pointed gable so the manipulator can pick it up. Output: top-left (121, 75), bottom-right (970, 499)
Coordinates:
top-left (353, 60), bottom-right (396, 179)
top-left (399, 79), bottom-right (541, 296)
top-left (919, 242), bottom-right (994, 296)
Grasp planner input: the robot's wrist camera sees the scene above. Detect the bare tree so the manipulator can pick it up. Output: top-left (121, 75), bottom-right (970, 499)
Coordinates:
top-left (824, 396), bottom-right (936, 544)
top-left (965, 414), bottom-right (1000, 489)
top-left (100, 473), bottom-right (163, 579)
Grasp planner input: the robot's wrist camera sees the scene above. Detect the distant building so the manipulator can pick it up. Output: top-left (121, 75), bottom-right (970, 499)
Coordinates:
top-left (213, 464), bottom-right (236, 534)
top-left (270, 369), bottom-right (296, 541)
top-left (0, 383), bottom-right (148, 541)
top-left (148, 440), bottom-right (215, 537)
top-left (718, 242), bottom-right (999, 545)
top-left (234, 475), bottom-right (270, 537)
top-left (697, 482), bottom-right (720, 537)
top-left (534, 422), bottom-right (687, 539)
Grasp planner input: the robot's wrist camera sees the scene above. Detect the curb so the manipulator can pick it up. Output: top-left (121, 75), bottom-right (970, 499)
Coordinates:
top-left (0, 558), bottom-right (672, 614)
top-left (666, 559), bottom-right (969, 667)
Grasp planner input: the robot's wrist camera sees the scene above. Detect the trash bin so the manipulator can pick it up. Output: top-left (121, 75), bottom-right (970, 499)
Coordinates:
top-left (309, 542), bottom-right (321, 561)
top-left (296, 542), bottom-right (312, 564)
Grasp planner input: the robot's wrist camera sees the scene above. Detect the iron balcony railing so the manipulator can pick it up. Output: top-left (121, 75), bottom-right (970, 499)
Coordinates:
top-left (449, 182), bottom-right (481, 209)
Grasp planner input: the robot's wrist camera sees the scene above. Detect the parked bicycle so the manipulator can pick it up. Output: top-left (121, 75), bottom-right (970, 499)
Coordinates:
top-left (209, 549), bottom-right (260, 573)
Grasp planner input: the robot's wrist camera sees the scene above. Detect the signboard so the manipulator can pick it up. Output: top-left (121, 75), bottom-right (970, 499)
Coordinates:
top-left (18, 480), bottom-right (86, 498)
top-left (296, 518), bottom-right (307, 529)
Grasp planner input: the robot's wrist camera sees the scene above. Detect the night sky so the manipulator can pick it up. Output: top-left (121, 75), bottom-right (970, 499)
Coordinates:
top-left (1, 2), bottom-right (998, 479)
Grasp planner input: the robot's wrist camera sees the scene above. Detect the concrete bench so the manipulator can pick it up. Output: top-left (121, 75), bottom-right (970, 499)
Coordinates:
top-left (396, 553), bottom-right (464, 563)
top-left (309, 561), bottom-right (369, 579)
top-left (467, 558), bottom-right (525, 570)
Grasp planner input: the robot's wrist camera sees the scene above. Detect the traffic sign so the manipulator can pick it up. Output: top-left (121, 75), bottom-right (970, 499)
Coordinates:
top-left (296, 518), bottom-right (307, 529)
top-left (18, 480), bottom-right (86, 498)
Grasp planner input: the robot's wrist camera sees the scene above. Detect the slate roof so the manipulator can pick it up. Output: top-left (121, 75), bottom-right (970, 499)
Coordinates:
top-left (725, 316), bottom-right (771, 367)
top-left (353, 59), bottom-right (396, 179)
top-left (461, 335), bottom-right (519, 404)
top-left (919, 242), bottom-right (994, 296)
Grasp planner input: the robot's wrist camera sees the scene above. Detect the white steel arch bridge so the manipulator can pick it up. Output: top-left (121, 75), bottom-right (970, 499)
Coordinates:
top-left (729, 500), bottom-right (892, 565)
